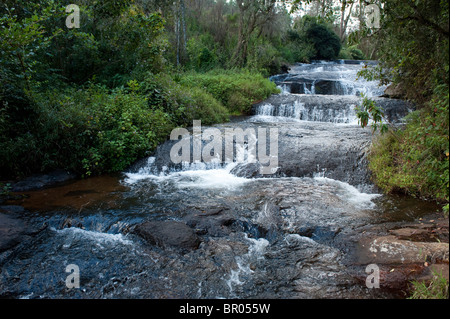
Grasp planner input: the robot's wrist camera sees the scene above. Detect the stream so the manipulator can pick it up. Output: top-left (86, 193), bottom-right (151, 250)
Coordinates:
top-left (0, 61), bottom-right (440, 299)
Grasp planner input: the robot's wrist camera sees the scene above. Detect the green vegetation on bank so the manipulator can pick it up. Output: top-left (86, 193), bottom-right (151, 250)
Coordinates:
top-left (178, 70), bottom-right (279, 115)
top-left (0, 0), bottom-right (283, 179)
top-left (355, 0), bottom-right (449, 209)
top-left (368, 86), bottom-right (449, 204)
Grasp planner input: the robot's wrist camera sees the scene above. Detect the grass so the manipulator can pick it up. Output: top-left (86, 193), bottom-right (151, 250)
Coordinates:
top-left (409, 271), bottom-right (449, 299)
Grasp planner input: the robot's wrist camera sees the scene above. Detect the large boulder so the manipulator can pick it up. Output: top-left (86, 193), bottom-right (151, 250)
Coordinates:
top-left (383, 82), bottom-right (407, 100)
top-left (183, 208), bottom-right (235, 237)
top-left (134, 220), bottom-right (201, 251)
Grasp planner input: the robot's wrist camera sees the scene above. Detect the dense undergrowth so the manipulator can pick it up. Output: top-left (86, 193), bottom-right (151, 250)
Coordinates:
top-left (0, 70), bottom-right (278, 178)
top-left (368, 86), bottom-right (449, 207)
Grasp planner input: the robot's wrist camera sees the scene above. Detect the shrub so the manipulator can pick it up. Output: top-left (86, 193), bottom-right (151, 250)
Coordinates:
top-left (139, 72), bottom-right (230, 126)
top-left (186, 35), bottom-right (219, 72)
top-left (179, 70), bottom-right (279, 114)
top-left (183, 86), bottom-right (230, 125)
top-left (0, 83), bottom-right (175, 178)
top-left (349, 45), bottom-right (365, 60)
top-left (368, 85), bottom-right (449, 203)
top-left (247, 42), bottom-right (284, 77)
top-left (338, 45), bottom-right (365, 60)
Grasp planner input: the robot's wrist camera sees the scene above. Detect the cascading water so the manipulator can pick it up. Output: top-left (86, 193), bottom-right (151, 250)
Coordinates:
top-left (0, 61), bottom-right (433, 300)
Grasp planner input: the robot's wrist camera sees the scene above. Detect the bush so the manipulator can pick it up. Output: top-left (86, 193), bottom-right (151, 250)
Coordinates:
top-left (184, 86), bottom-right (230, 125)
top-left (186, 35), bottom-right (219, 72)
top-left (0, 83), bottom-right (175, 178)
top-left (349, 45), bottom-right (365, 60)
top-left (368, 85), bottom-right (449, 203)
top-left (179, 70), bottom-right (279, 114)
top-left (338, 48), bottom-right (353, 60)
top-left (139, 73), bottom-right (230, 126)
top-left (340, 45), bottom-right (366, 60)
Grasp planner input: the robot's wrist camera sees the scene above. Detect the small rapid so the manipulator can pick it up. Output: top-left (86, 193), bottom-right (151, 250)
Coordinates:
top-left (0, 61), bottom-right (435, 300)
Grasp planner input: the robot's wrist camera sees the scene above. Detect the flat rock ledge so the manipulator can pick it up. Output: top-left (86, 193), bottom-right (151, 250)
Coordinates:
top-left (133, 220), bottom-right (201, 252)
top-left (0, 206), bottom-right (44, 253)
top-left (352, 215), bottom-right (449, 291)
top-left (356, 236), bottom-right (448, 265)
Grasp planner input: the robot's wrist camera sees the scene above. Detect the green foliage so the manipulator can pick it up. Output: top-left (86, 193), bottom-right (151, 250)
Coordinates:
top-left (179, 70), bottom-right (279, 114)
top-left (1, 83), bottom-right (175, 177)
top-left (409, 271), bottom-right (449, 300)
top-left (186, 34), bottom-right (218, 72)
top-left (306, 22), bottom-right (341, 60)
top-left (283, 15), bottom-right (341, 62)
top-left (355, 96), bottom-right (389, 134)
top-left (359, 0), bottom-right (449, 103)
top-left (140, 72), bottom-right (230, 126)
top-left (348, 45), bottom-right (365, 60)
top-left (183, 86), bottom-right (230, 125)
top-left (356, 0), bottom-right (449, 207)
top-left (339, 45), bottom-right (365, 60)
top-left (279, 29), bottom-right (317, 64)
top-left (247, 41), bottom-right (284, 77)
top-left (0, 182), bottom-right (11, 197)
top-left (368, 86), bottom-right (449, 203)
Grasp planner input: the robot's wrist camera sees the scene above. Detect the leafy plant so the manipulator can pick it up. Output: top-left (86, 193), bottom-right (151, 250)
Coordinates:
top-left (355, 95), bottom-right (389, 134)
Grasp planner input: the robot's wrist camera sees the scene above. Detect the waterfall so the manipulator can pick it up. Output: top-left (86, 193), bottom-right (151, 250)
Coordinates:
top-left (259, 61), bottom-right (402, 124)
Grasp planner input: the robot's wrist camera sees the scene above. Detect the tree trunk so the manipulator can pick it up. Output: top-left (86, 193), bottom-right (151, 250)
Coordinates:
top-left (180, 0), bottom-right (187, 56)
top-left (340, 0), bottom-right (355, 42)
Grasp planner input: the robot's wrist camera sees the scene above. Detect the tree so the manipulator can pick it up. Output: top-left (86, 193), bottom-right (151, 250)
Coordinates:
top-left (306, 21), bottom-right (341, 59)
top-left (362, 0), bottom-right (449, 102)
top-left (174, 0), bottom-right (187, 67)
top-left (338, 0), bottom-right (355, 42)
top-left (231, 0), bottom-right (277, 67)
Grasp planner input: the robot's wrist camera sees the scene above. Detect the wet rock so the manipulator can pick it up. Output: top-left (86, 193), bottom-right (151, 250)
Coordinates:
top-left (229, 163), bottom-right (262, 178)
top-left (298, 226), bottom-right (341, 244)
top-left (134, 220), bottom-right (201, 251)
top-left (184, 208), bottom-right (235, 237)
top-left (280, 65), bottom-right (290, 74)
top-left (11, 169), bottom-right (77, 192)
top-left (383, 83), bottom-right (406, 100)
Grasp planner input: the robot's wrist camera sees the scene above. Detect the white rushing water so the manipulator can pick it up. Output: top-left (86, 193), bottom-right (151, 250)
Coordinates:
top-left (313, 176), bottom-right (381, 209)
top-left (54, 227), bottom-right (133, 248)
top-left (226, 234), bottom-right (270, 294)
